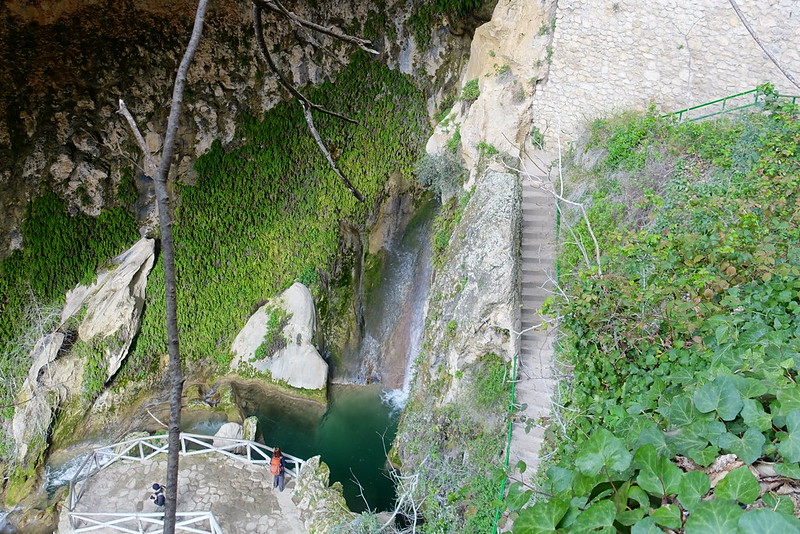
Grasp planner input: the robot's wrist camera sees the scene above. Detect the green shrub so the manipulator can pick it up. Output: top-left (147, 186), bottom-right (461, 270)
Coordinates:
top-left (476, 141), bottom-right (498, 155)
top-left (446, 123), bottom-right (462, 153)
top-left (461, 79), bottom-right (480, 102)
top-left (414, 152), bottom-right (466, 201)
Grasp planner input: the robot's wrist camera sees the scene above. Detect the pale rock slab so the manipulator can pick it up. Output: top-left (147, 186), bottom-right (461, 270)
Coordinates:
top-left (213, 421), bottom-right (244, 452)
top-left (63, 237), bottom-right (155, 379)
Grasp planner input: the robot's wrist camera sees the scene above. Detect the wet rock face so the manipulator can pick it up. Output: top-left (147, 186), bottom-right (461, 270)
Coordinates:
top-left (0, 0), bottom-right (371, 256)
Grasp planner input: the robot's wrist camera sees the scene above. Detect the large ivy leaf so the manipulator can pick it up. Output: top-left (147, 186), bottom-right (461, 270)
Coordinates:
top-left (732, 376), bottom-right (768, 399)
top-left (774, 461), bottom-right (800, 479)
top-left (513, 496), bottom-right (570, 534)
top-left (714, 466), bottom-right (760, 504)
top-left (761, 492), bottom-right (797, 517)
top-left (507, 482), bottom-right (534, 512)
top-left (664, 395), bottom-right (699, 427)
top-left (545, 466), bottom-right (573, 494)
top-left (627, 486), bottom-right (650, 509)
top-left (693, 375), bottom-right (744, 421)
top-left (739, 323), bottom-right (770, 348)
top-left (699, 418), bottom-right (727, 445)
top-left (778, 409), bottom-right (800, 463)
top-left (687, 445), bottom-right (719, 467)
top-left (634, 444), bottom-right (682, 496)
top-left (631, 517), bottom-right (662, 534)
top-left (575, 428), bottom-right (632, 476)
top-left (737, 509), bottom-right (800, 534)
top-left (776, 386), bottom-right (800, 416)
top-left (666, 425), bottom-right (708, 456)
top-left (617, 508), bottom-right (645, 527)
top-left (718, 428), bottom-right (766, 464)
top-left (685, 500), bottom-right (743, 534)
top-left (571, 499), bottom-right (616, 531)
top-left (740, 398), bottom-right (773, 432)
top-left (651, 504), bottom-right (682, 529)
top-left (677, 470), bottom-right (710, 511)
top-left (634, 424), bottom-right (670, 457)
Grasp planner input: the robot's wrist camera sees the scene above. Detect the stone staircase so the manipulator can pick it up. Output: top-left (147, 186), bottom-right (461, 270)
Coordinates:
top-left (507, 155), bottom-right (557, 480)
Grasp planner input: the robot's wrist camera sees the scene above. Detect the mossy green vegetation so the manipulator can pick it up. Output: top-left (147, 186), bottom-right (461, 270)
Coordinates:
top-left (396, 353), bottom-right (512, 533)
top-left (510, 101), bottom-right (800, 531)
top-left (253, 307), bottom-right (291, 361)
top-left (120, 54), bottom-right (429, 381)
top-left (430, 190), bottom-right (471, 270)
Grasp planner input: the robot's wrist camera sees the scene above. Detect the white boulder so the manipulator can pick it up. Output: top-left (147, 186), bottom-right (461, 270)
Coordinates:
top-left (231, 282), bottom-right (328, 391)
top-left (213, 421), bottom-right (244, 451)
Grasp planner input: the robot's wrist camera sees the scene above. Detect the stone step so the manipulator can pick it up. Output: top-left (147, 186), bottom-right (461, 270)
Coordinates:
top-left (522, 287), bottom-right (550, 298)
top-left (521, 245), bottom-right (556, 256)
top-left (521, 265), bottom-right (553, 276)
top-left (521, 227), bottom-right (554, 236)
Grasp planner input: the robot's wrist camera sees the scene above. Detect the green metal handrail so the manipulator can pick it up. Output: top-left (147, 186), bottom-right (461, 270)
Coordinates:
top-left (663, 87), bottom-right (799, 123)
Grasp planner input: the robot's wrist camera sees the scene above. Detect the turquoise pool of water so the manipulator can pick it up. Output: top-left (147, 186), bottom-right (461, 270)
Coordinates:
top-left (242, 383), bottom-right (401, 512)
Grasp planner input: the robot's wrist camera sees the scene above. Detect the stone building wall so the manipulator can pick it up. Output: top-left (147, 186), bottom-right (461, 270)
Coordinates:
top-left (531, 0), bottom-right (800, 145)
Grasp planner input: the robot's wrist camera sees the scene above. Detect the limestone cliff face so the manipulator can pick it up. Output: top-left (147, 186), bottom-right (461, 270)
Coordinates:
top-left (0, 0), bottom-right (479, 257)
top-left (394, 170), bottom-right (520, 456)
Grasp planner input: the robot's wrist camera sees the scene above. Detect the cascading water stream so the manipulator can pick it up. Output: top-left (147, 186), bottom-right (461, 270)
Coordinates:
top-left (340, 199), bottom-right (435, 398)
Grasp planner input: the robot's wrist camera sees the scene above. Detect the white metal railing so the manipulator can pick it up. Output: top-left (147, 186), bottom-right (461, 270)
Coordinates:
top-left (69, 511), bottom-right (223, 534)
top-left (68, 432), bottom-right (305, 512)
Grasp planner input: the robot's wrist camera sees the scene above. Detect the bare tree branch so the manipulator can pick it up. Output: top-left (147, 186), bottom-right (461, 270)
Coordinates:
top-left (156, 2), bottom-right (210, 531)
top-left (116, 100), bottom-right (157, 176)
top-left (252, 6), bottom-right (357, 124)
top-left (254, 0), bottom-right (379, 55)
top-left (252, 2), bottom-right (367, 201)
top-left (728, 0), bottom-right (800, 92)
top-left (300, 102), bottom-right (365, 201)
top-left (117, 1), bottom-right (208, 532)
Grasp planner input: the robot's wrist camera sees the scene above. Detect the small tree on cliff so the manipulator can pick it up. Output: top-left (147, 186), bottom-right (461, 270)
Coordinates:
top-left (119, 1), bottom-right (377, 531)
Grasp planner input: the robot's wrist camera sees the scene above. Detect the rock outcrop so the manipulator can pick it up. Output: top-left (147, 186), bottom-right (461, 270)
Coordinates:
top-left (62, 237), bottom-right (155, 378)
top-left (292, 456), bottom-right (355, 532)
top-left (10, 238), bottom-right (155, 478)
top-left (212, 421), bottom-right (244, 452)
top-left (12, 333), bottom-right (68, 465)
top-left (393, 169), bottom-right (521, 451)
top-left (427, 0), bottom-right (557, 183)
top-left (231, 282), bottom-right (328, 391)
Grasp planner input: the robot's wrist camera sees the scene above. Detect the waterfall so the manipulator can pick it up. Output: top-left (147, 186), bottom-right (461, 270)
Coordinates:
top-left (337, 198), bottom-right (435, 411)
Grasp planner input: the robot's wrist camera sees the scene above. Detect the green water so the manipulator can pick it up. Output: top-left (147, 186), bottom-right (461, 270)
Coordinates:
top-left (241, 383), bottom-right (400, 512)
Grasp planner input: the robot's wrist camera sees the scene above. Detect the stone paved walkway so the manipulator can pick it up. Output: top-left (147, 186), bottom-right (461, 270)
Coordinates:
top-left (57, 453), bottom-right (307, 533)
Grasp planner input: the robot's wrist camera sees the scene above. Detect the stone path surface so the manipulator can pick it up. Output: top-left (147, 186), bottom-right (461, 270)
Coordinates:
top-left (57, 453), bottom-right (307, 533)
top-left (508, 152), bottom-right (557, 479)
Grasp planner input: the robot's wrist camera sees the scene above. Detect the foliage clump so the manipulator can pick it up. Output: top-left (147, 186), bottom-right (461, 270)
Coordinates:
top-left (461, 79), bottom-right (480, 102)
top-left (252, 306), bottom-right (291, 361)
top-left (414, 152), bottom-right (466, 202)
top-left (510, 100), bottom-right (800, 531)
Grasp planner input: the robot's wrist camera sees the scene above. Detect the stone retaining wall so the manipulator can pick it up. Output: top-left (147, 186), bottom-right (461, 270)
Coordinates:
top-left (531, 0), bottom-right (800, 145)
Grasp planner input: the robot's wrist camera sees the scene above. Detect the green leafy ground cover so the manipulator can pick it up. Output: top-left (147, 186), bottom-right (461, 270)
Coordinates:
top-left (120, 54), bottom-right (429, 381)
top-left (512, 101), bottom-right (800, 532)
